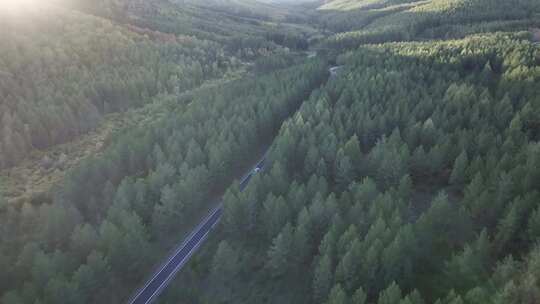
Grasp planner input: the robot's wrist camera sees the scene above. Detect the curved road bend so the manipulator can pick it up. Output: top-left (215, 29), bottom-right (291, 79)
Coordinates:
top-left (128, 156), bottom-right (266, 304)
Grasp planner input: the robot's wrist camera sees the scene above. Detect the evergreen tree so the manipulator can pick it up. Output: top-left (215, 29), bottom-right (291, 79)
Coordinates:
top-left (450, 150), bottom-right (468, 185)
top-left (70, 224), bottom-right (99, 262)
top-left (352, 287), bottom-right (367, 304)
top-left (267, 223), bottom-right (293, 277)
top-left (211, 241), bottom-right (240, 284)
top-left (444, 230), bottom-right (491, 292)
top-left (314, 254), bottom-right (334, 303)
top-left (326, 284), bottom-right (349, 304)
top-left (528, 206), bottom-right (540, 241)
top-left (344, 135), bottom-right (362, 170)
top-left (336, 150), bottom-right (354, 192)
top-left (378, 282), bottom-right (403, 304)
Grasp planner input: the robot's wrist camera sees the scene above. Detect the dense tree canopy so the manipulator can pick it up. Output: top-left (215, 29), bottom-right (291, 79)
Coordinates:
top-left (319, 0), bottom-right (540, 50)
top-left (2, 0), bottom-right (540, 303)
top-left (0, 57), bottom-right (327, 302)
top-left (165, 31), bottom-right (540, 304)
top-left (0, 5), bottom-right (232, 169)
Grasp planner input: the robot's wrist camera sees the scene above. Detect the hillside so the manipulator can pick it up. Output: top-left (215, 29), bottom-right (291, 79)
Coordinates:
top-left (0, 0), bottom-right (317, 202)
top-left (61, 0), bottom-right (316, 45)
top-left (182, 0), bottom-right (302, 21)
top-left (0, 2), bottom-right (327, 303)
top-left (1, 0), bottom-right (540, 304)
top-left (317, 0), bottom-right (540, 49)
top-left (0, 3), bottom-right (233, 169)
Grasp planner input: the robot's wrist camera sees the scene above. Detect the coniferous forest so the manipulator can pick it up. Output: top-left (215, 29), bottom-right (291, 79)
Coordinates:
top-left (1, 0), bottom-right (540, 303)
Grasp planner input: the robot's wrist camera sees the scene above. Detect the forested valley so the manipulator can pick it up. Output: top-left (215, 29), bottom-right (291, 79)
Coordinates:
top-left (1, 0), bottom-right (540, 303)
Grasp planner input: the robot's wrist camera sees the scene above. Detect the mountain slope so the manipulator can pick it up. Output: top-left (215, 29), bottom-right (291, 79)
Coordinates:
top-left (0, 3), bottom-right (230, 170)
top-left (317, 0), bottom-right (540, 48)
top-left (167, 29), bottom-right (540, 304)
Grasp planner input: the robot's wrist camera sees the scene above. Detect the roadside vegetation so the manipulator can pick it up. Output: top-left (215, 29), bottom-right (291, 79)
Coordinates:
top-left (0, 59), bottom-right (327, 303)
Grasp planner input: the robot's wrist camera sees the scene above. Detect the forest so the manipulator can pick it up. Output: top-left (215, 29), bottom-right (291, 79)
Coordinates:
top-left (0, 60), bottom-right (327, 303)
top-left (0, 4), bottom-right (231, 168)
top-left (1, 0), bottom-right (540, 303)
top-left (158, 30), bottom-right (540, 304)
top-left (319, 0), bottom-right (540, 50)
top-left (0, 0), bottom-right (314, 169)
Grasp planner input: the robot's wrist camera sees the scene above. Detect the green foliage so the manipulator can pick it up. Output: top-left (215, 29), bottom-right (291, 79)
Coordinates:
top-left (0, 5), bottom-right (230, 169)
top-left (449, 150), bottom-right (468, 185)
top-left (314, 254), bottom-right (334, 302)
top-left (2, 0), bottom-right (540, 303)
top-left (320, 0), bottom-right (540, 50)
top-left (377, 282), bottom-right (402, 304)
top-left (267, 223), bottom-right (294, 277)
top-left (326, 284), bottom-right (349, 304)
top-left (0, 58), bottom-right (327, 302)
top-left (182, 31), bottom-right (540, 304)
top-left (211, 241), bottom-right (240, 284)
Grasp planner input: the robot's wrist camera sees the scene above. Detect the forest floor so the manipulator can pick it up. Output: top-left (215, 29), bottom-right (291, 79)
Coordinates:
top-left (0, 67), bottom-right (248, 207)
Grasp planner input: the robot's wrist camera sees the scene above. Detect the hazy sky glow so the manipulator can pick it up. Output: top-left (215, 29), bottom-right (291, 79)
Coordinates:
top-left (0, 0), bottom-right (40, 15)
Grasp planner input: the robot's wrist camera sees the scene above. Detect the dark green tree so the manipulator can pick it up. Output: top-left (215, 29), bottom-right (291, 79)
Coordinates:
top-left (326, 284), bottom-right (349, 304)
top-left (267, 223), bottom-right (293, 277)
top-left (314, 254), bottom-right (334, 303)
top-left (450, 150), bottom-right (468, 185)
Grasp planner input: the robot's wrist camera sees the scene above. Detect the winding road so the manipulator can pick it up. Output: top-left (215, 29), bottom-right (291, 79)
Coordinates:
top-left (128, 155), bottom-right (266, 304)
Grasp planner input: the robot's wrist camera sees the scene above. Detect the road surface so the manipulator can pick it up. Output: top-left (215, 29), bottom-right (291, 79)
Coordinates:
top-left (128, 155), bottom-right (266, 304)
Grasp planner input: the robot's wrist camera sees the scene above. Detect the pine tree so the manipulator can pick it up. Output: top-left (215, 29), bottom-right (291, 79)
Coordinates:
top-left (267, 223), bottom-right (293, 277)
top-left (378, 282), bottom-right (403, 304)
top-left (314, 254), bottom-right (333, 303)
top-left (336, 150), bottom-right (354, 192)
top-left (73, 251), bottom-right (110, 303)
top-left (335, 239), bottom-right (362, 291)
top-left (450, 150), bottom-right (468, 185)
top-left (528, 206), bottom-right (540, 241)
top-left (444, 230), bottom-right (490, 292)
top-left (151, 184), bottom-right (184, 235)
top-left (480, 61), bottom-right (495, 88)
top-left (404, 290), bottom-right (425, 304)
top-left (263, 194), bottom-right (289, 240)
top-left (397, 174), bottom-right (413, 202)
top-left (293, 218), bottom-right (311, 265)
top-left (352, 287), bottom-right (367, 304)
top-left (222, 185), bottom-right (246, 239)
top-left (211, 241), bottom-right (240, 284)
top-left (70, 224), bottom-right (98, 262)
top-left (344, 135), bottom-right (362, 169)
top-left (326, 284), bottom-right (349, 304)
top-left (337, 225), bottom-right (359, 257)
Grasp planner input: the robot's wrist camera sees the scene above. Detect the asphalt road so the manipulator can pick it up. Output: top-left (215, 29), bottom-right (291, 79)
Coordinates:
top-left (128, 155), bottom-right (266, 304)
